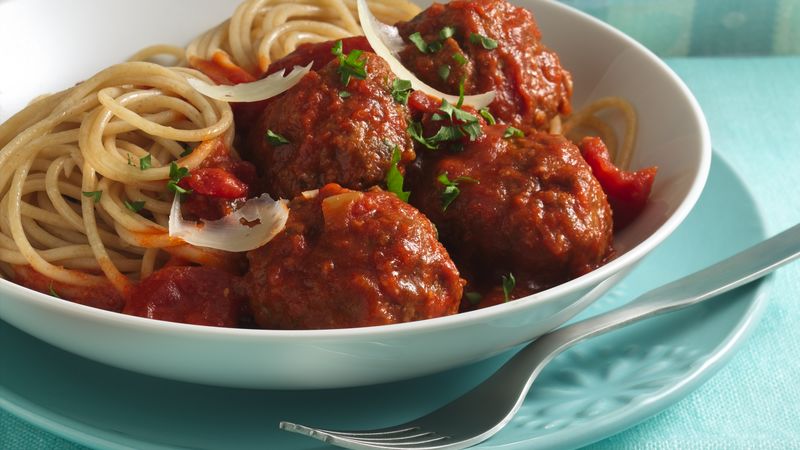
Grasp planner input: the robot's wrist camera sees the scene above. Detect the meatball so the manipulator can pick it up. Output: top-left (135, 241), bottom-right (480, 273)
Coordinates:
top-left (396, 0), bottom-right (572, 130)
top-left (246, 49), bottom-right (415, 199)
top-left (408, 125), bottom-right (613, 293)
top-left (244, 184), bottom-right (464, 329)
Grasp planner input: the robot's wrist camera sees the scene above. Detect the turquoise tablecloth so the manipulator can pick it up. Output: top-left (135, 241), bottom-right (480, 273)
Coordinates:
top-left (3, 0), bottom-right (800, 443)
top-left (2, 55), bottom-right (799, 450)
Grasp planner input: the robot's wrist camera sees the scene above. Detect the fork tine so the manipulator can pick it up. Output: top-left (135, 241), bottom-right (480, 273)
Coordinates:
top-left (280, 421), bottom-right (452, 449)
top-left (312, 426), bottom-right (421, 437)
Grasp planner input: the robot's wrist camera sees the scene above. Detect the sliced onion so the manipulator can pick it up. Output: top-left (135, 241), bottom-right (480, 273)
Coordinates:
top-left (357, 0), bottom-right (495, 109)
top-left (186, 63), bottom-right (312, 103)
top-left (168, 194), bottom-right (289, 252)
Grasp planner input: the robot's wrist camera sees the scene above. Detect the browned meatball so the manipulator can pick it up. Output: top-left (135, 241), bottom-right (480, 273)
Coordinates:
top-left (244, 184), bottom-right (464, 329)
top-left (247, 50), bottom-right (414, 199)
top-left (396, 0), bottom-right (572, 130)
top-left (408, 126), bottom-right (613, 294)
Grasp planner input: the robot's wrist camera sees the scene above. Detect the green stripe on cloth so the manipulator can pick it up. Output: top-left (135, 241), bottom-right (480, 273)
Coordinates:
top-left (604, 1), bottom-right (695, 56)
top-left (558, 0), bottom-right (800, 56)
top-left (689, 0), bottom-right (779, 55)
top-left (775, 0), bottom-right (800, 53)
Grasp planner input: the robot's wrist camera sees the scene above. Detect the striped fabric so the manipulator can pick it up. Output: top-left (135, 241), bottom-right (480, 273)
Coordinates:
top-left (559, 0), bottom-right (800, 56)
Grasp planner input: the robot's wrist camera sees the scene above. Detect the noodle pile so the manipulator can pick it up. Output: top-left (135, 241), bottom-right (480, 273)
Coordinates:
top-left (132, 0), bottom-right (422, 76)
top-left (0, 0), bottom-right (420, 289)
top-left (0, 0), bottom-right (635, 295)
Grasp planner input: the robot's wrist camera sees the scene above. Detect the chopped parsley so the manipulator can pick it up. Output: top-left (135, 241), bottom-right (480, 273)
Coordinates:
top-left (408, 122), bottom-right (437, 150)
top-left (465, 291), bottom-right (482, 305)
top-left (438, 65), bottom-right (451, 81)
top-left (139, 154), bottom-right (152, 170)
top-left (456, 78), bottom-right (466, 108)
top-left (167, 162), bottom-right (191, 195)
top-left (391, 79), bottom-right (413, 104)
top-left (452, 52), bottom-right (467, 66)
top-left (179, 143), bottom-right (194, 157)
top-left (407, 85), bottom-right (483, 150)
top-left (408, 32), bottom-right (428, 53)
top-left (437, 172), bottom-right (479, 211)
top-left (265, 129), bottom-right (290, 146)
top-left (386, 146), bottom-right (410, 202)
top-left (439, 26), bottom-right (456, 40)
top-left (331, 40), bottom-right (367, 86)
top-left (408, 26), bottom-right (457, 54)
top-left (124, 200), bottom-right (146, 213)
top-left (502, 272), bottom-right (516, 302)
top-left (338, 90), bottom-right (351, 99)
top-left (503, 126), bottom-right (525, 139)
top-left (479, 107), bottom-right (496, 125)
top-left (82, 190), bottom-right (102, 203)
top-left (470, 32), bottom-right (498, 50)
top-left (49, 282), bottom-right (61, 298)
top-left (427, 41), bottom-right (443, 53)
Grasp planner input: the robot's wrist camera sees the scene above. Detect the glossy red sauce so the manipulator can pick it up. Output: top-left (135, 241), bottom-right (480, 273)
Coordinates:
top-left (409, 125), bottom-right (613, 298)
top-left (178, 140), bottom-right (256, 221)
top-left (244, 184), bottom-right (464, 329)
top-left (579, 137), bottom-right (658, 230)
top-left (246, 51), bottom-right (414, 199)
top-left (24, 0), bottom-right (659, 327)
top-left (396, 0), bottom-right (572, 129)
top-left (13, 265), bottom-right (125, 312)
top-left (123, 266), bottom-right (245, 327)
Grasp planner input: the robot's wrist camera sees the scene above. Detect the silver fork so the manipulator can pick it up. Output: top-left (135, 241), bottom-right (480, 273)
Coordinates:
top-left (280, 223), bottom-right (800, 450)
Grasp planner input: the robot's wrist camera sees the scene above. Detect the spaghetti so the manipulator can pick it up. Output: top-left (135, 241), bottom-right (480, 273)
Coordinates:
top-left (0, 0), bottom-right (649, 327)
top-left (0, 0), bottom-right (421, 290)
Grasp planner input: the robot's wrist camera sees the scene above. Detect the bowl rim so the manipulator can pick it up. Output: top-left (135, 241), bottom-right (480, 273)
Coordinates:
top-left (0, 0), bottom-right (712, 341)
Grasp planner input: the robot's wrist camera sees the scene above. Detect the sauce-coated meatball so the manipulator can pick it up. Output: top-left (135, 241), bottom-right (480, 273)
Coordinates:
top-left (244, 184), bottom-right (464, 329)
top-left (247, 50), bottom-right (414, 199)
top-left (396, 0), bottom-right (572, 130)
top-left (409, 126), bottom-right (613, 294)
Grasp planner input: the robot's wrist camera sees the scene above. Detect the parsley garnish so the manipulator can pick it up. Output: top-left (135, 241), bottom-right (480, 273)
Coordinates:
top-left (470, 32), bottom-right (498, 50)
top-left (139, 154), bottom-right (152, 170)
top-left (408, 32), bottom-right (428, 53)
top-left (82, 190), bottom-right (102, 203)
top-left (479, 107), bottom-right (496, 125)
top-left (503, 126), bottom-right (525, 139)
top-left (124, 200), bottom-right (146, 213)
top-left (502, 272), bottom-right (516, 302)
top-left (331, 40), bottom-right (367, 86)
top-left (437, 172), bottom-right (479, 211)
top-left (408, 27), bottom-right (456, 54)
top-left (452, 52), bottom-right (467, 66)
top-left (465, 291), bottom-right (482, 305)
top-left (179, 143), bottom-right (194, 157)
top-left (407, 86), bottom-right (483, 150)
top-left (407, 81), bottom-right (482, 150)
top-left (438, 65), bottom-right (451, 81)
top-left (49, 282), bottom-right (61, 298)
top-left (265, 129), bottom-right (290, 146)
top-left (338, 90), bottom-right (351, 99)
top-left (391, 79), bottom-right (413, 104)
top-left (408, 122), bottom-right (437, 150)
top-left (167, 162), bottom-right (191, 195)
top-left (439, 26), bottom-right (456, 40)
top-left (386, 146), bottom-right (410, 202)
top-left (427, 41), bottom-right (443, 53)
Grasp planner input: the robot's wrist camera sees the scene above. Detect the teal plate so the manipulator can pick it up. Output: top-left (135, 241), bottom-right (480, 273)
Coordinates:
top-left (0, 152), bottom-right (770, 450)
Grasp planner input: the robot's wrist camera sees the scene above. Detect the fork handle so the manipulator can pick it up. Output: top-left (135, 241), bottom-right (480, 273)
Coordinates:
top-left (525, 222), bottom-right (800, 365)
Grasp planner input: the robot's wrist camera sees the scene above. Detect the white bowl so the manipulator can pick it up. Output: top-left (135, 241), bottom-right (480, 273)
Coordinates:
top-left (0, 0), bottom-right (710, 389)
